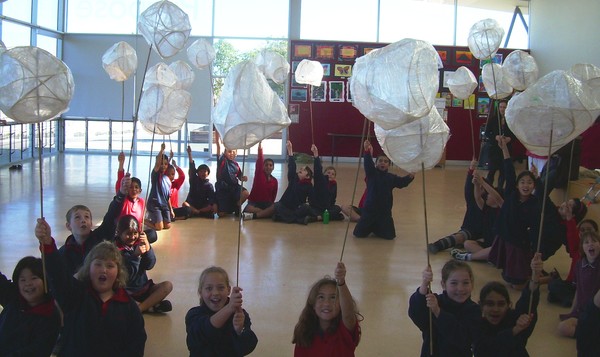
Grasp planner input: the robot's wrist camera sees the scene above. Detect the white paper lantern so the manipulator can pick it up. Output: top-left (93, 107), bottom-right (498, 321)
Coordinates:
top-left (0, 40), bottom-right (6, 54)
top-left (295, 59), bottom-right (324, 86)
top-left (102, 41), bottom-right (138, 82)
top-left (467, 19), bottom-right (505, 60)
top-left (375, 108), bottom-right (450, 172)
top-left (569, 63), bottom-right (600, 82)
top-left (213, 61), bottom-right (291, 150)
top-left (0, 46), bottom-right (74, 123)
top-left (501, 50), bottom-right (539, 91)
top-left (254, 49), bottom-right (290, 84)
top-left (505, 70), bottom-right (599, 156)
top-left (169, 60), bottom-right (195, 90)
top-left (143, 62), bottom-right (177, 90)
top-left (138, 0), bottom-right (191, 59)
top-left (138, 84), bottom-right (191, 135)
top-left (447, 66), bottom-right (477, 100)
top-left (482, 63), bottom-right (513, 99)
top-left (350, 38), bottom-right (441, 130)
top-left (187, 39), bottom-right (215, 70)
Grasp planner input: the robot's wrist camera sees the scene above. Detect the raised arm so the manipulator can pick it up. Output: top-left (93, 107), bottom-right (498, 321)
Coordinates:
top-left (154, 143), bottom-right (166, 172)
top-left (334, 262), bottom-right (358, 331)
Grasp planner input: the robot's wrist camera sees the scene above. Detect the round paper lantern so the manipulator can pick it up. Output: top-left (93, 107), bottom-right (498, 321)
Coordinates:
top-left (169, 60), bottom-right (195, 90)
top-left (138, 84), bottom-right (191, 135)
top-left (482, 63), bottom-right (513, 99)
top-left (467, 19), bottom-right (504, 60)
top-left (505, 70), bottom-right (599, 156)
top-left (187, 39), bottom-right (215, 70)
top-left (254, 49), bottom-right (289, 84)
top-left (295, 59), bottom-right (323, 86)
top-left (143, 62), bottom-right (177, 90)
top-left (447, 66), bottom-right (477, 100)
top-left (501, 50), bottom-right (539, 91)
top-left (213, 61), bottom-right (291, 150)
top-left (0, 46), bottom-right (74, 123)
top-left (350, 38), bottom-right (441, 130)
top-left (0, 40), bottom-right (6, 54)
top-left (138, 0), bottom-right (191, 59)
top-left (101, 41), bottom-right (138, 82)
top-left (375, 107), bottom-right (450, 172)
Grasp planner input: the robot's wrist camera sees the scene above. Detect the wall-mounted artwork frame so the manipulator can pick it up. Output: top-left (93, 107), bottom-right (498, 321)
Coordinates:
top-left (329, 81), bottom-right (345, 102)
top-left (311, 81), bottom-right (327, 102)
top-left (334, 64), bottom-right (352, 77)
top-left (293, 44), bottom-right (312, 59)
top-left (289, 103), bottom-right (300, 123)
top-left (455, 50), bottom-right (474, 65)
top-left (338, 45), bottom-right (358, 61)
top-left (322, 63), bottom-right (331, 77)
top-left (291, 75), bottom-right (307, 88)
top-left (291, 88), bottom-right (308, 102)
top-left (315, 44), bottom-right (335, 60)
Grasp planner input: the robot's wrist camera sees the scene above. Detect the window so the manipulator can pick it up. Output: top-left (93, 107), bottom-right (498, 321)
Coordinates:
top-left (213, 0), bottom-right (288, 38)
top-left (379, 0), bottom-right (454, 45)
top-left (67, 0), bottom-right (138, 34)
top-left (38, 0), bottom-right (59, 30)
top-left (139, 0), bottom-right (213, 36)
top-left (2, 0), bottom-right (32, 23)
top-left (1, 21), bottom-right (32, 47)
top-left (36, 34), bottom-right (58, 55)
top-left (301, 0), bottom-right (378, 42)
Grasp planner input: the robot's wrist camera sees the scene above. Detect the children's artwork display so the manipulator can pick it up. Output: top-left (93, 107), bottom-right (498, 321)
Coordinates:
top-left (321, 63), bottom-right (331, 77)
top-left (477, 97), bottom-right (490, 117)
top-left (334, 64), bottom-right (352, 77)
top-left (310, 81), bottom-right (327, 102)
top-left (293, 44), bottom-right (312, 59)
top-left (291, 88), bottom-right (308, 102)
top-left (329, 81), bottom-right (345, 102)
top-left (338, 45), bottom-right (358, 61)
top-left (315, 44), bottom-right (335, 60)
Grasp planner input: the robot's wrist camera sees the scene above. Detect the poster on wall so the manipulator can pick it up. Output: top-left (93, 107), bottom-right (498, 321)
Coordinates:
top-left (311, 81), bottom-right (327, 102)
top-left (291, 75), bottom-right (307, 88)
top-left (338, 45), bottom-right (358, 61)
top-left (291, 88), bottom-right (308, 102)
top-left (289, 103), bottom-right (300, 123)
top-left (334, 64), bottom-right (352, 77)
top-left (293, 44), bottom-right (312, 59)
top-left (480, 53), bottom-right (503, 68)
top-left (315, 45), bottom-right (335, 60)
top-left (322, 63), bottom-right (331, 76)
top-left (455, 50), bottom-right (474, 65)
top-left (329, 81), bottom-right (345, 102)
top-left (477, 97), bottom-right (490, 117)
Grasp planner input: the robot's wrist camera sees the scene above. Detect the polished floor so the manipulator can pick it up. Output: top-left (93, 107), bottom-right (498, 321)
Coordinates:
top-left (0, 153), bottom-right (582, 356)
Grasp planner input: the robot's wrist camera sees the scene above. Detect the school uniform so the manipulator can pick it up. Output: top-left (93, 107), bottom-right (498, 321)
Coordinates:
top-left (353, 151), bottom-right (414, 239)
top-left (43, 241), bottom-right (146, 357)
top-left (273, 155), bottom-right (312, 223)
top-left (0, 272), bottom-right (61, 357)
top-left (247, 145), bottom-right (278, 205)
top-left (115, 240), bottom-right (156, 297)
top-left (409, 289), bottom-right (481, 357)
top-left (576, 299), bottom-right (600, 357)
top-left (216, 154), bottom-right (244, 214)
top-left (186, 302), bottom-right (258, 356)
top-left (294, 319), bottom-right (360, 357)
top-left (185, 160), bottom-right (216, 211)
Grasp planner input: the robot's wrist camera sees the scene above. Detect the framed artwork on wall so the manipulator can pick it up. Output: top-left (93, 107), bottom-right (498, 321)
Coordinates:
top-left (311, 81), bottom-right (327, 102)
top-left (338, 45), bottom-right (358, 61)
top-left (293, 44), bottom-right (312, 59)
top-left (455, 50), bottom-right (474, 65)
top-left (477, 97), bottom-right (490, 117)
top-left (363, 47), bottom-right (376, 55)
top-left (441, 70), bottom-right (454, 90)
top-left (480, 53), bottom-right (503, 68)
top-left (329, 81), bottom-right (345, 102)
top-left (315, 45), bottom-right (335, 60)
top-left (437, 50), bottom-right (448, 65)
top-left (289, 103), bottom-right (300, 123)
top-left (322, 63), bottom-right (331, 77)
top-left (334, 64), bottom-right (352, 77)
top-left (291, 61), bottom-right (300, 73)
top-left (478, 75), bottom-right (486, 92)
top-left (291, 88), bottom-right (308, 102)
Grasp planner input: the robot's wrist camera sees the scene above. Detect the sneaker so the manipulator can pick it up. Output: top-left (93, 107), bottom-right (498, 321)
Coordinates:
top-left (242, 212), bottom-right (254, 220)
top-left (151, 300), bottom-right (172, 313)
top-left (451, 249), bottom-right (470, 261)
top-left (427, 243), bottom-right (440, 254)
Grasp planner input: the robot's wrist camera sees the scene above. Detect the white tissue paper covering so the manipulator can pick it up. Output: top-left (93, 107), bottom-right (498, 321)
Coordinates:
top-left (375, 107), bottom-right (450, 172)
top-left (213, 61), bottom-right (291, 150)
top-left (447, 66), bottom-right (478, 100)
top-left (295, 59), bottom-right (324, 86)
top-left (505, 70), bottom-right (600, 156)
top-left (482, 63), bottom-right (513, 99)
top-left (350, 38), bottom-right (441, 130)
top-left (0, 46), bottom-right (74, 123)
top-left (467, 19), bottom-right (504, 60)
top-left (0, 40), bottom-right (6, 53)
top-left (254, 49), bottom-right (290, 84)
top-left (187, 39), bottom-right (215, 70)
top-left (501, 50), bottom-right (538, 91)
top-left (138, 0), bottom-right (191, 59)
top-left (169, 60), bottom-right (195, 90)
top-left (138, 63), bottom-right (190, 135)
top-left (102, 41), bottom-right (138, 82)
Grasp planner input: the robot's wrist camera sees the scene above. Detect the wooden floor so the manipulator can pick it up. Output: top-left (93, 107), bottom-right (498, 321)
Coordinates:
top-left (0, 153), bottom-right (579, 356)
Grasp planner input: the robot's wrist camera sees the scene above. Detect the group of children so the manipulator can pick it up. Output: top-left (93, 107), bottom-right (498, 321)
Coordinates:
top-left (2, 133), bottom-right (600, 356)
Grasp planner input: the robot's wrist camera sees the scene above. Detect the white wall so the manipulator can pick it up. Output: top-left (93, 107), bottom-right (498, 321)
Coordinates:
top-left (530, 0), bottom-right (600, 75)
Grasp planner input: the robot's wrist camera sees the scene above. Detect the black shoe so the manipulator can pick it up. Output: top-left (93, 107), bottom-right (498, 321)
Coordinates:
top-left (151, 300), bottom-right (172, 313)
